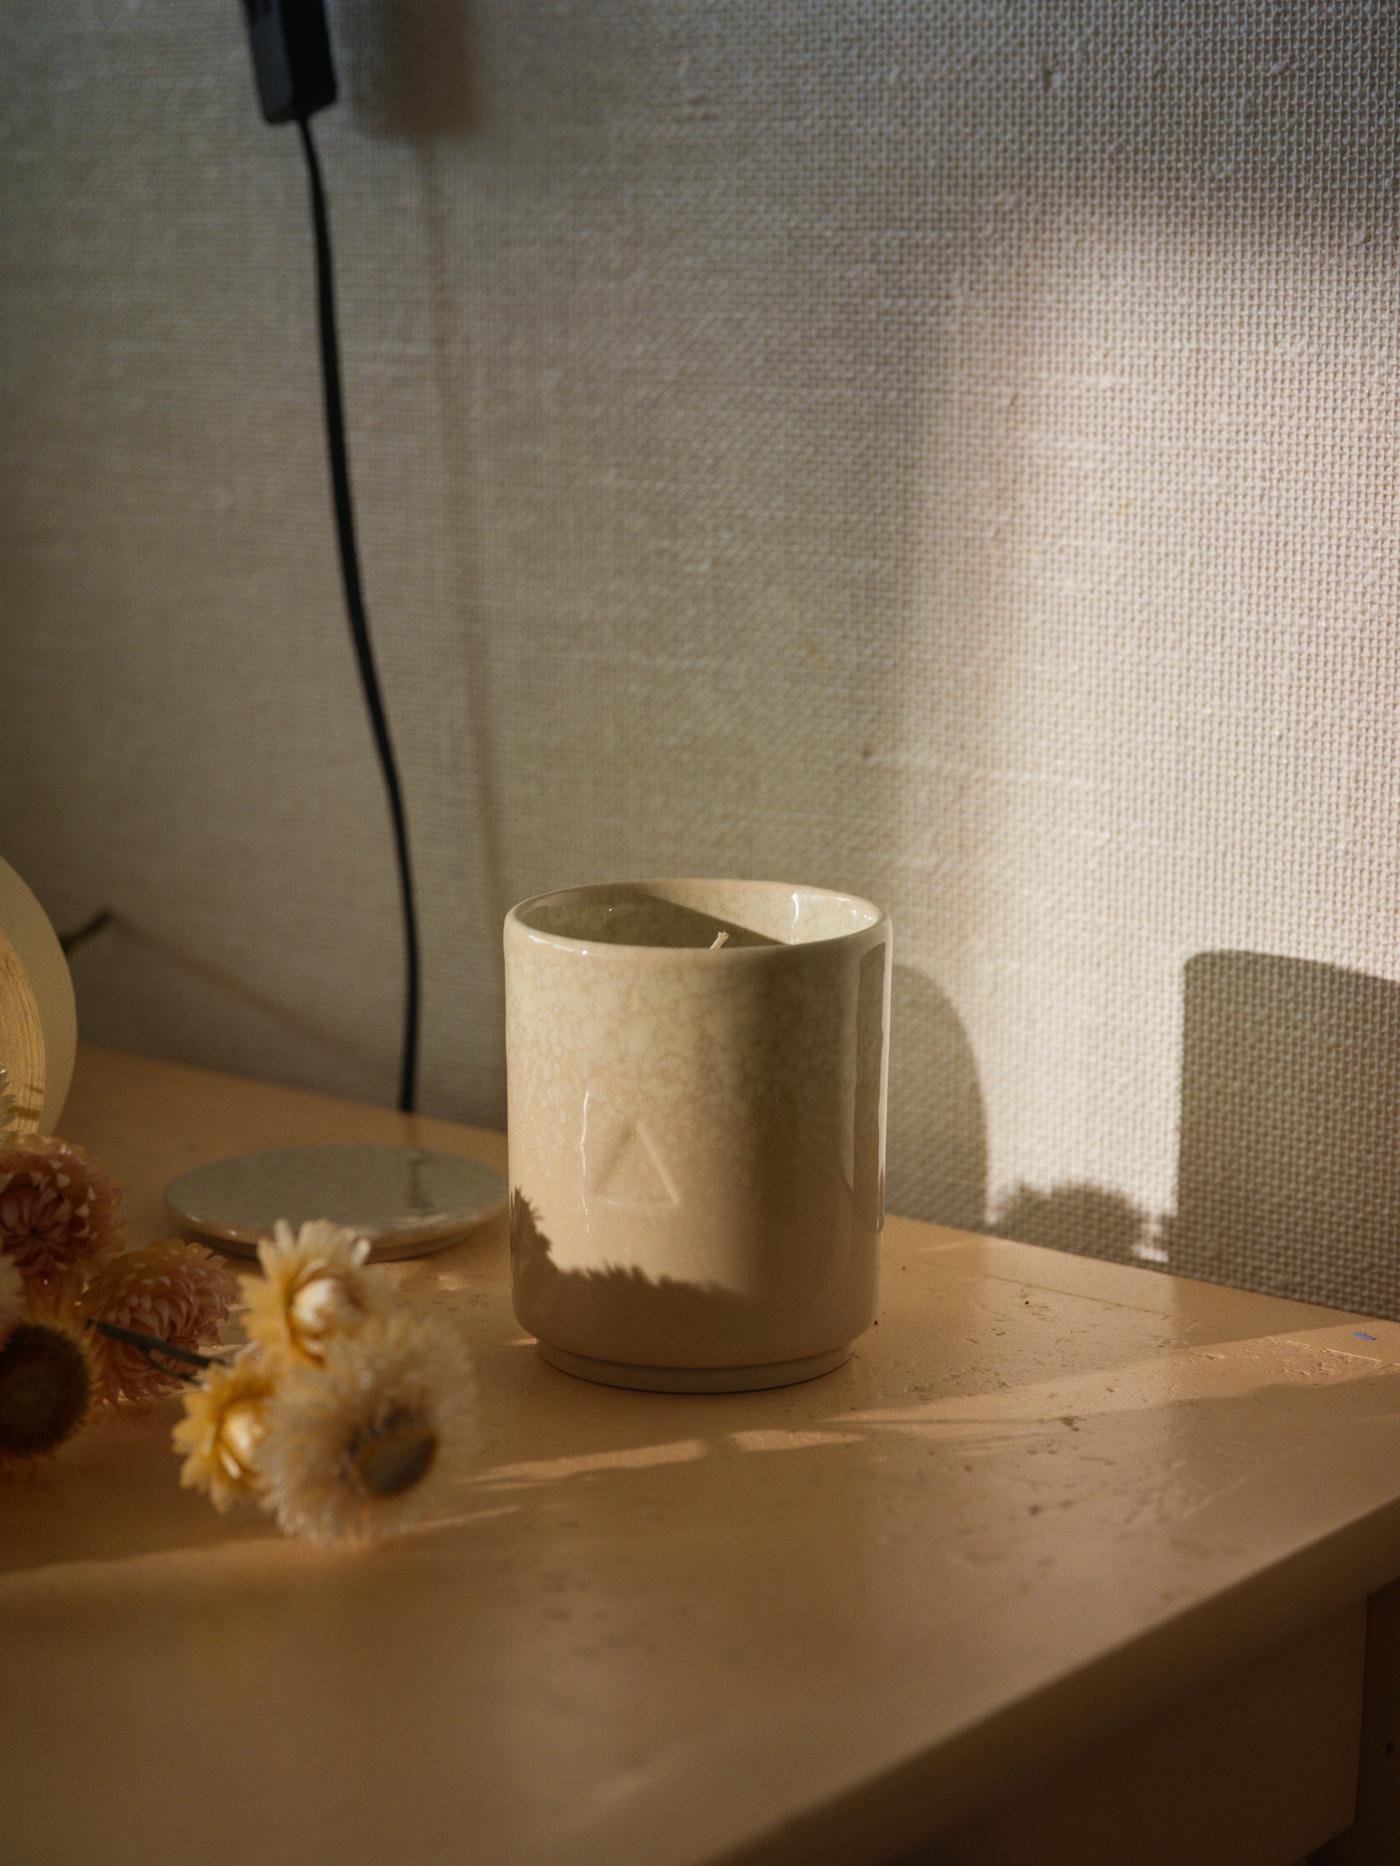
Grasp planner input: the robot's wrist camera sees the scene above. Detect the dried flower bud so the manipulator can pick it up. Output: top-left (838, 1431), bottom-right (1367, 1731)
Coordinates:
top-left (171, 1349), bottom-right (279, 1512)
top-left (0, 1136), bottom-right (123, 1295)
top-left (242, 1218), bottom-right (388, 1365)
top-left (84, 1239), bottom-right (237, 1404)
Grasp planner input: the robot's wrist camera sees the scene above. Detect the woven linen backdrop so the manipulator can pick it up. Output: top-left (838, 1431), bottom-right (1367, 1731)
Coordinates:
top-left (2, 3), bottom-right (1398, 1313)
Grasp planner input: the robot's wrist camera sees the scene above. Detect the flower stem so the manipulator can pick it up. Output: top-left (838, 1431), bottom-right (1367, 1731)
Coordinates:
top-left (86, 1319), bottom-right (221, 1384)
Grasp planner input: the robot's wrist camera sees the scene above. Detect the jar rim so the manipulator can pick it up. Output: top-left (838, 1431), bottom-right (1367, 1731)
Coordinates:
top-left (505, 877), bottom-right (889, 958)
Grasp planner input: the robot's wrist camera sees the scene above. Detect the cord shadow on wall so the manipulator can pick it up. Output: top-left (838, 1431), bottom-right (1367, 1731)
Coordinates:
top-left (1167, 951), bottom-right (1400, 1317)
top-left (339, 0), bottom-right (480, 141)
top-left (338, 0), bottom-right (509, 1122)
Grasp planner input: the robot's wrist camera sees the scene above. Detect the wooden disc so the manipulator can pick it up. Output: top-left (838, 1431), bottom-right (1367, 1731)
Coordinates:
top-left (0, 858), bottom-right (77, 1137)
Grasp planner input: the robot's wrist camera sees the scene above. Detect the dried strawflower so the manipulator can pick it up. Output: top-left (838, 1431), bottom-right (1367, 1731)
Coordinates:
top-left (171, 1349), bottom-right (279, 1512)
top-left (0, 1256), bottom-right (22, 1352)
top-left (258, 1312), bottom-right (474, 1546)
top-left (241, 1218), bottom-right (388, 1365)
top-left (0, 1136), bottom-right (123, 1293)
top-left (83, 1239), bottom-right (237, 1404)
top-left (0, 1292), bottom-right (100, 1467)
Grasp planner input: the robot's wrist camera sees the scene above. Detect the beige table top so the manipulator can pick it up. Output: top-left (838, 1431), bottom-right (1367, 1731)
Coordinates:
top-left (5, 1046), bottom-right (1400, 1866)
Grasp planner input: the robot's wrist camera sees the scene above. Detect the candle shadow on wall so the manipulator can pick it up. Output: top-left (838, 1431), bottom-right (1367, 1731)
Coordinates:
top-left (987, 951), bottom-right (1400, 1325)
top-left (876, 10), bottom-right (1399, 1308)
top-left (886, 964), bottom-right (987, 1234)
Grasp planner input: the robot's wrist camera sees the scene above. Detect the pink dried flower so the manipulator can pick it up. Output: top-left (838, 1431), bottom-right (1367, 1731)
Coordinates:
top-left (0, 1136), bottom-right (124, 1294)
top-left (83, 1239), bottom-right (237, 1404)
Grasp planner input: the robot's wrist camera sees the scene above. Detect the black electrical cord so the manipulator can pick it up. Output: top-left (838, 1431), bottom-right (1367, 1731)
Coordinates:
top-left (296, 114), bottom-right (421, 1115)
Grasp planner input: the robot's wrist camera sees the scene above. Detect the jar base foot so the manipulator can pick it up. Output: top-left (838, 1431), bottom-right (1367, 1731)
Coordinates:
top-left (534, 1341), bottom-right (854, 1393)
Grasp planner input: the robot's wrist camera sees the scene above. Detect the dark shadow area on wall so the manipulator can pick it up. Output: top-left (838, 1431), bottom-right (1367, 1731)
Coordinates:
top-left (885, 964), bottom-right (986, 1235)
top-left (339, 0), bottom-right (481, 142)
top-left (1167, 951), bottom-right (1400, 1318)
top-left (988, 953), bottom-right (1400, 1323)
top-left (992, 1182), bottom-right (1150, 1267)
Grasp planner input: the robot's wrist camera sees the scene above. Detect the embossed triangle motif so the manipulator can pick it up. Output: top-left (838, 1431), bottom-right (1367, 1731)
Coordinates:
top-left (586, 1105), bottom-right (678, 1208)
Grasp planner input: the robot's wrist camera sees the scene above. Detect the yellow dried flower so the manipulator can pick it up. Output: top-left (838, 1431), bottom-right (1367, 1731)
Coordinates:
top-left (258, 1312), bottom-right (474, 1546)
top-left (171, 1349), bottom-right (279, 1513)
top-left (241, 1218), bottom-right (389, 1366)
top-left (0, 1292), bottom-right (100, 1467)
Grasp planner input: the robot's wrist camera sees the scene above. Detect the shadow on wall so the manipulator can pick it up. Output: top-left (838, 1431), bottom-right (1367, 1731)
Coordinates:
top-left (326, 19), bottom-right (1396, 1324)
top-left (992, 952), bottom-right (1400, 1321)
top-left (886, 964), bottom-right (987, 1235)
top-left (992, 1182), bottom-right (1151, 1266)
top-left (345, 0), bottom-right (511, 1120)
top-left (339, 0), bottom-right (481, 142)
top-left (1169, 952), bottom-right (1400, 1317)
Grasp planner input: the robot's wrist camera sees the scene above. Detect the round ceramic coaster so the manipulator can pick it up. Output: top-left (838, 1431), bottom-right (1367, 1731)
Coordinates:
top-left (165, 1146), bottom-right (508, 1260)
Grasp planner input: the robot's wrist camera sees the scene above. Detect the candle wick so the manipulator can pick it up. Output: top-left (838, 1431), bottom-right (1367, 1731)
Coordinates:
top-left (709, 931), bottom-right (730, 950)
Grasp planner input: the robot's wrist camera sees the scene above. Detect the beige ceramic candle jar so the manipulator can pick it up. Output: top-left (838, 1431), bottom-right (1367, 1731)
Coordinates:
top-left (504, 879), bottom-right (891, 1392)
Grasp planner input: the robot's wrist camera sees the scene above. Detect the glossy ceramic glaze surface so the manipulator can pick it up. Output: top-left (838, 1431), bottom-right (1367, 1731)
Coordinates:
top-left (505, 880), bottom-right (892, 1389)
top-left (165, 1145), bottom-right (507, 1259)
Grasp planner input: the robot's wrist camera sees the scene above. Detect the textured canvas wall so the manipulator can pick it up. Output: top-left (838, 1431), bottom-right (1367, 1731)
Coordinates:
top-left (3, 4), bottom-right (1398, 1312)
